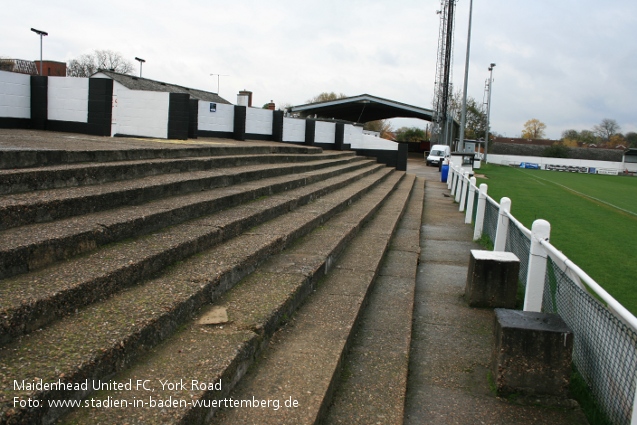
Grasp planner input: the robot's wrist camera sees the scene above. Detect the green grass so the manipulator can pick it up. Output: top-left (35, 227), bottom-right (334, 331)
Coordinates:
top-left (475, 163), bottom-right (637, 315)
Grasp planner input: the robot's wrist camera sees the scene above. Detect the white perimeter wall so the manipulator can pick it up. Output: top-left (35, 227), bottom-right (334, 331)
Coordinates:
top-left (198, 101), bottom-right (234, 133)
top-left (352, 133), bottom-right (398, 151)
top-left (245, 107), bottom-right (273, 135)
top-left (282, 117), bottom-right (306, 142)
top-left (111, 81), bottom-right (169, 138)
top-left (0, 70), bottom-right (30, 119)
top-left (48, 77), bottom-right (88, 123)
top-left (315, 121), bottom-right (336, 145)
top-left (343, 124), bottom-right (363, 146)
top-left (487, 154), bottom-right (637, 173)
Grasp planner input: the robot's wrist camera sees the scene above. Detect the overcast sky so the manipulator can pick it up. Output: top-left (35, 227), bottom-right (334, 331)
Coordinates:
top-left (3, 0), bottom-right (636, 139)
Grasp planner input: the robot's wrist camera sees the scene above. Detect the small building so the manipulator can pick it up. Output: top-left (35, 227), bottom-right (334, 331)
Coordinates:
top-left (623, 148), bottom-right (637, 173)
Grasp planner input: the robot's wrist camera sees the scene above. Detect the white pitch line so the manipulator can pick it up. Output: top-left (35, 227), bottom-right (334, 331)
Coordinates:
top-left (520, 170), bottom-right (637, 218)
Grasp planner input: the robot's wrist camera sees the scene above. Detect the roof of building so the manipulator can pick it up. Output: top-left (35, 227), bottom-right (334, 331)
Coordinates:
top-left (290, 94), bottom-right (436, 123)
top-left (93, 70), bottom-right (232, 104)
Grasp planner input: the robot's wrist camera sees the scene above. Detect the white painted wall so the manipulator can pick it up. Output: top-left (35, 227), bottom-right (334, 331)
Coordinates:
top-left (111, 81), bottom-right (169, 138)
top-left (315, 121), bottom-right (336, 145)
top-left (282, 117), bottom-right (305, 142)
top-left (352, 133), bottom-right (398, 151)
top-left (343, 124), bottom-right (363, 146)
top-left (0, 70), bottom-right (30, 119)
top-left (486, 154), bottom-right (636, 173)
top-left (48, 76), bottom-right (89, 123)
top-left (198, 101), bottom-right (234, 133)
top-left (245, 107), bottom-right (273, 135)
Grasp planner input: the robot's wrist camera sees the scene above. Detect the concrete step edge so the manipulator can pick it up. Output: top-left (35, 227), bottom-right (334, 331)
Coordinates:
top-left (0, 156), bottom-right (369, 231)
top-left (0, 143), bottom-right (326, 170)
top-left (0, 151), bottom-right (356, 195)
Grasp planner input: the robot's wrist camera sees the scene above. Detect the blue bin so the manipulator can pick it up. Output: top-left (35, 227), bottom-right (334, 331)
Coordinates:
top-left (441, 164), bottom-right (449, 182)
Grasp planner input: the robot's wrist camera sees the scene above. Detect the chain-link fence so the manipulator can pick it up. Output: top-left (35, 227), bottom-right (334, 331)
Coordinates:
top-left (543, 258), bottom-right (637, 425)
top-left (505, 222), bottom-right (531, 287)
top-left (483, 198), bottom-right (499, 243)
top-left (465, 179), bottom-right (637, 424)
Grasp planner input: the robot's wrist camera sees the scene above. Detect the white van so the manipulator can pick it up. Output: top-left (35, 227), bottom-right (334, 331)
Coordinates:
top-left (426, 145), bottom-right (451, 166)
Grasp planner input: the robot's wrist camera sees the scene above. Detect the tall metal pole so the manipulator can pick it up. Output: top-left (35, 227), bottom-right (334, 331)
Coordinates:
top-left (458, 0), bottom-right (474, 153)
top-left (210, 74), bottom-right (229, 95)
top-left (30, 28), bottom-right (48, 76)
top-left (484, 63), bottom-right (495, 163)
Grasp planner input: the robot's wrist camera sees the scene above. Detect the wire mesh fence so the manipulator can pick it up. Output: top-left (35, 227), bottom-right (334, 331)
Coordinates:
top-left (505, 223), bottom-right (531, 287)
top-left (543, 258), bottom-right (637, 425)
top-left (483, 199), bottom-right (499, 243)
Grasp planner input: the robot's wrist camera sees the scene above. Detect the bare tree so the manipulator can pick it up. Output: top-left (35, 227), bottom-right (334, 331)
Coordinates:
top-left (593, 118), bottom-right (621, 142)
top-left (67, 50), bottom-right (134, 77)
top-left (305, 92), bottom-right (348, 104)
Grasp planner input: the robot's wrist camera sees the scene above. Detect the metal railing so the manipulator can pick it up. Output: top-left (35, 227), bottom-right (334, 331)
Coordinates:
top-left (447, 162), bottom-right (637, 425)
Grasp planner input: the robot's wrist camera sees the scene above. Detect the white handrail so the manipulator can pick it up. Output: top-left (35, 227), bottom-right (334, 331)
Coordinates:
top-left (539, 238), bottom-right (637, 333)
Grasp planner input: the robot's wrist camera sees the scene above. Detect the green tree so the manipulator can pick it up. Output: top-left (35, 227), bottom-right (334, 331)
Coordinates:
top-left (395, 127), bottom-right (426, 142)
top-left (543, 143), bottom-right (570, 158)
top-left (521, 119), bottom-right (547, 139)
top-left (364, 120), bottom-right (394, 140)
top-left (625, 132), bottom-right (637, 148)
top-left (449, 90), bottom-right (487, 139)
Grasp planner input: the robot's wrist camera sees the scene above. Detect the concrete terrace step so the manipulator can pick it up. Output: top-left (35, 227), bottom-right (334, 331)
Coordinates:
top-left (0, 158), bottom-right (376, 281)
top-left (0, 169), bottom-right (404, 425)
top-left (0, 151), bottom-right (354, 195)
top-left (0, 163), bottom-right (390, 345)
top-left (0, 155), bottom-right (366, 231)
top-left (58, 172), bottom-right (410, 425)
top-left (212, 175), bottom-right (417, 425)
top-left (324, 177), bottom-right (423, 425)
top-left (0, 141), bottom-right (322, 170)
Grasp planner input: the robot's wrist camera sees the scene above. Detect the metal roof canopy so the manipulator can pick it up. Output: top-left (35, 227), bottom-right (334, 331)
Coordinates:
top-left (290, 94), bottom-right (435, 123)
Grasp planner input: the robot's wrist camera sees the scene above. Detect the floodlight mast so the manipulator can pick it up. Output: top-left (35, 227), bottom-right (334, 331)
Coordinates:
top-left (135, 57), bottom-right (145, 77)
top-left (458, 0), bottom-right (474, 153)
top-left (30, 28), bottom-right (48, 76)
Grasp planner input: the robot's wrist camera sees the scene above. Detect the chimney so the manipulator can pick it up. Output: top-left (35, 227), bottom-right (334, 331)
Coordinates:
top-left (238, 90), bottom-right (253, 107)
top-left (267, 100), bottom-right (275, 111)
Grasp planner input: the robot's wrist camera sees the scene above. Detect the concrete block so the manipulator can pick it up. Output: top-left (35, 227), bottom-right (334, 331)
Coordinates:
top-left (492, 309), bottom-right (574, 397)
top-left (465, 250), bottom-right (520, 308)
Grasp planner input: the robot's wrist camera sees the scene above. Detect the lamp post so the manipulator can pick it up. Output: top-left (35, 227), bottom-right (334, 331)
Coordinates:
top-left (458, 0), bottom-right (474, 153)
top-left (30, 28), bottom-right (48, 76)
top-left (210, 73), bottom-right (229, 95)
top-left (135, 57), bottom-right (145, 77)
top-left (484, 63), bottom-right (496, 163)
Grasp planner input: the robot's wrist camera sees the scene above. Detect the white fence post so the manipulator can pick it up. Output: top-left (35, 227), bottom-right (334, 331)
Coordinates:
top-left (450, 166), bottom-right (457, 194)
top-left (455, 171), bottom-right (465, 203)
top-left (459, 173), bottom-right (469, 212)
top-left (447, 163), bottom-right (455, 190)
top-left (465, 177), bottom-right (477, 224)
top-left (473, 183), bottom-right (488, 241)
top-left (493, 197), bottom-right (511, 252)
top-left (523, 219), bottom-right (551, 312)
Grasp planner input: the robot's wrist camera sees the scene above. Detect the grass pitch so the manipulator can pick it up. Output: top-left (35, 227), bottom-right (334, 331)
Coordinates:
top-left (475, 164), bottom-right (637, 315)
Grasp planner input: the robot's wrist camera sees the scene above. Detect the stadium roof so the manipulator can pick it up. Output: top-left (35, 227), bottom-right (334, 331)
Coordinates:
top-left (290, 94), bottom-right (436, 123)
